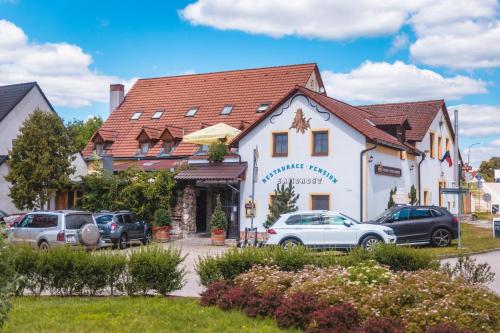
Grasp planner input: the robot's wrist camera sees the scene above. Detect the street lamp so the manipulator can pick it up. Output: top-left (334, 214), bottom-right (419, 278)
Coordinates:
top-left (467, 142), bottom-right (480, 167)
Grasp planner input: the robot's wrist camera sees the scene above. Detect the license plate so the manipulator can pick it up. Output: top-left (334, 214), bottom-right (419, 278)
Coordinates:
top-left (66, 235), bottom-right (76, 243)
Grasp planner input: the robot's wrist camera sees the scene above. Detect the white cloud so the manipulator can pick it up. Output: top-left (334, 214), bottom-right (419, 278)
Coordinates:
top-left (0, 19), bottom-right (130, 107)
top-left (322, 61), bottom-right (486, 104)
top-left (181, 0), bottom-right (429, 40)
top-left (388, 33), bottom-right (410, 55)
top-left (465, 145), bottom-right (500, 167)
top-left (450, 104), bottom-right (500, 137)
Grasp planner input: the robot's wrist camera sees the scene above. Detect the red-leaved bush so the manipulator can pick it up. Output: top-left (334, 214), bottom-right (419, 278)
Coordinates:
top-left (360, 317), bottom-right (406, 333)
top-left (275, 292), bottom-right (326, 329)
top-left (199, 280), bottom-right (233, 306)
top-left (307, 303), bottom-right (360, 333)
top-left (426, 323), bottom-right (474, 333)
top-left (217, 286), bottom-right (258, 311)
top-left (243, 290), bottom-right (283, 318)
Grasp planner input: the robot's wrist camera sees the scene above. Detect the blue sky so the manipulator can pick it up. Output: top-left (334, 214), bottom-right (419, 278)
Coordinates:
top-left (1, 0), bottom-right (499, 166)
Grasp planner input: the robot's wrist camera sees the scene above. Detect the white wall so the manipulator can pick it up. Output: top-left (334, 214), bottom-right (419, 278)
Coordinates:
top-left (238, 93), bottom-right (366, 231)
top-left (416, 108), bottom-right (458, 213)
top-left (0, 86), bottom-right (52, 214)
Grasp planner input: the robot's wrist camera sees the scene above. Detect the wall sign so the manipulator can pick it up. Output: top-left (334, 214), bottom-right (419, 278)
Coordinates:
top-left (375, 164), bottom-right (402, 177)
top-left (262, 163), bottom-right (337, 184)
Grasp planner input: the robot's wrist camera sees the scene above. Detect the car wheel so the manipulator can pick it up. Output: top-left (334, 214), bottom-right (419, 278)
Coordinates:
top-left (119, 234), bottom-right (128, 250)
top-left (38, 241), bottom-right (50, 250)
top-left (280, 238), bottom-right (302, 249)
top-left (361, 235), bottom-right (381, 251)
top-left (142, 232), bottom-right (152, 245)
top-left (431, 228), bottom-right (451, 247)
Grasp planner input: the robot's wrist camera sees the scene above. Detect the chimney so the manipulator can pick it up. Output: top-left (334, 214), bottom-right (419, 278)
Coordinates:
top-left (109, 84), bottom-right (124, 114)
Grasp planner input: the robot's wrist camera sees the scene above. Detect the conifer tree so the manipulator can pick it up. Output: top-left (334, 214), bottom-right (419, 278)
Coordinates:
top-left (408, 184), bottom-right (418, 205)
top-left (264, 180), bottom-right (299, 228)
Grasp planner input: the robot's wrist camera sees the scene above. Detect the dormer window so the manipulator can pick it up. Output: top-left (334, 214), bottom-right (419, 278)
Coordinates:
top-left (196, 144), bottom-right (209, 155)
top-left (220, 105), bottom-right (233, 115)
top-left (152, 110), bottom-right (164, 119)
top-left (139, 141), bottom-right (150, 155)
top-left (131, 112), bottom-right (142, 120)
top-left (95, 143), bottom-right (104, 156)
top-left (186, 107), bottom-right (198, 117)
top-left (162, 140), bottom-right (175, 155)
top-left (257, 103), bottom-right (269, 113)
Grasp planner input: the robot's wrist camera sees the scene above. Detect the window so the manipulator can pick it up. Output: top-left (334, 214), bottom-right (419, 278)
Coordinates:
top-left (196, 144), bottom-right (209, 155)
top-left (445, 137), bottom-right (450, 152)
top-left (139, 141), bottom-right (150, 154)
top-left (438, 136), bottom-right (443, 159)
top-left (95, 143), bottom-right (104, 156)
top-left (28, 215), bottom-right (58, 228)
top-left (410, 208), bottom-right (433, 219)
top-left (312, 131), bottom-right (329, 156)
top-left (311, 194), bottom-right (330, 210)
top-left (185, 107), bottom-right (198, 117)
top-left (116, 215), bottom-right (124, 224)
top-left (220, 105), bottom-right (233, 115)
top-left (285, 215), bottom-right (301, 225)
top-left (423, 190), bottom-right (430, 205)
top-left (96, 215), bottom-right (113, 225)
top-left (272, 132), bottom-right (288, 157)
top-left (130, 112), bottom-right (142, 120)
top-left (429, 132), bottom-right (435, 158)
top-left (257, 103), bottom-right (269, 113)
top-left (152, 110), bottom-right (164, 119)
top-left (400, 151), bottom-right (407, 160)
top-left (390, 208), bottom-right (410, 221)
top-left (65, 214), bottom-right (93, 230)
top-left (322, 214), bottom-right (346, 225)
top-left (123, 214), bottom-right (133, 224)
top-left (300, 214), bottom-right (322, 225)
top-left (162, 140), bottom-right (174, 155)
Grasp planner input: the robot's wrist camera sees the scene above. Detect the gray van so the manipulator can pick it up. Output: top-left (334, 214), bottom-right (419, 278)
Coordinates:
top-left (9, 210), bottom-right (101, 249)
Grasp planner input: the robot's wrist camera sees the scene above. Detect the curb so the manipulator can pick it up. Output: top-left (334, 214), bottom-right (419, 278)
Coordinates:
top-left (438, 247), bottom-right (500, 260)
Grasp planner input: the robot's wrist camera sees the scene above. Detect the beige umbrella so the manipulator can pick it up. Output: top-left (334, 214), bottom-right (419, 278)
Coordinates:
top-left (182, 123), bottom-right (241, 145)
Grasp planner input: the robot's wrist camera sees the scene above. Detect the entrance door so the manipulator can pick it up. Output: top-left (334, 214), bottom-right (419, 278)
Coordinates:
top-left (196, 189), bottom-right (207, 232)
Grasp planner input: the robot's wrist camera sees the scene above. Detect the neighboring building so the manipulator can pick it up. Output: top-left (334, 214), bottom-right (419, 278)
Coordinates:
top-left (0, 82), bottom-right (87, 214)
top-left (83, 63), bottom-right (459, 239)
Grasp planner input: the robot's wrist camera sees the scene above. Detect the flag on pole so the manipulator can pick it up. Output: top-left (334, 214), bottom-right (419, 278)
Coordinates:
top-left (440, 150), bottom-right (453, 167)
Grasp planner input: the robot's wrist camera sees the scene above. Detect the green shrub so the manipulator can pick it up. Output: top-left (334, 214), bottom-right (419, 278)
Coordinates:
top-left (153, 208), bottom-right (172, 227)
top-left (0, 237), bottom-right (16, 328)
top-left (210, 195), bottom-right (227, 232)
top-left (371, 244), bottom-right (439, 271)
top-left (125, 245), bottom-right (185, 296)
top-left (441, 255), bottom-right (495, 285)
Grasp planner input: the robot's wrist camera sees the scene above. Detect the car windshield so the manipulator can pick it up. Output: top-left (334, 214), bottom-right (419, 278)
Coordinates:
top-left (339, 213), bottom-right (360, 224)
top-left (95, 214), bottom-right (113, 225)
top-left (372, 208), bottom-right (395, 222)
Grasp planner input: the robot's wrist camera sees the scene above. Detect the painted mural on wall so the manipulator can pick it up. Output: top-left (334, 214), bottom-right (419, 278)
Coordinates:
top-left (289, 108), bottom-right (311, 133)
top-left (262, 163), bottom-right (338, 184)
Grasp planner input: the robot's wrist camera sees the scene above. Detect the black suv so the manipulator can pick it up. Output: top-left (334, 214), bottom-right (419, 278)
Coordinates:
top-left (366, 206), bottom-right (458, 247)
top-left (94, 211), bottom-right (152, 249)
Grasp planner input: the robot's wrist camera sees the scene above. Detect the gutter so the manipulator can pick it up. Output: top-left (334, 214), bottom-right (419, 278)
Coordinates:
top-left (360, 141), bottom-right (379, 222)
top-left (417, 152), bottom-right (426, 204)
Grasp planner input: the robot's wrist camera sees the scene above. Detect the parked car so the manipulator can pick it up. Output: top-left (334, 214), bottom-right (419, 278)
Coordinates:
top-left (8, 211), bottom-right (101, 249)
top-left (0, 209), bottom-right (7, 224)
top-left (94, 211), bottom-right (152, 249)
top-left (365, 205), bottom-right (458, 247)
top-left (265, 210), bottom-right (396, 250)
top-left (3, 213), bottom-right (26, 228)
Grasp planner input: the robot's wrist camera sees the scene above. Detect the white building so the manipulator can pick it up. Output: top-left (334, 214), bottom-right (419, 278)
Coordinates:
top-left (0, 82), bottom-right (87, 214)
top-left (232, 86), bottom-right (459, 236)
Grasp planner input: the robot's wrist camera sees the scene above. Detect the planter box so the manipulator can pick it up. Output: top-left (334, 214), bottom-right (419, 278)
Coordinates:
top-left (152, 226), bottom-right (171, 243)
top-left (211, 230), bottom-right (226, 246)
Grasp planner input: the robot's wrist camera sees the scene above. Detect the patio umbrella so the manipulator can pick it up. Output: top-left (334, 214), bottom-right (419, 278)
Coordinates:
top-left (182, 123), bottom-right (241, 145)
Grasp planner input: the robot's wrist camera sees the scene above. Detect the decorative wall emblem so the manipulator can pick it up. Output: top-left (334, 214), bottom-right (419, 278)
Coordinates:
top-left (290, 108), bottom-right (311, 133)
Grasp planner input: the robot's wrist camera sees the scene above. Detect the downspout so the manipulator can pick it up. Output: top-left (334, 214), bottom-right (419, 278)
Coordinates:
top-left (360, 141), bottom-right (379, 222)
top-left (417, 152), bottom-right (426, 204)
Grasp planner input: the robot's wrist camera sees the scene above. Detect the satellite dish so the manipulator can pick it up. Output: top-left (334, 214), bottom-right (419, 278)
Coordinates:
top-left (483, 193), bottom-right (492, 202)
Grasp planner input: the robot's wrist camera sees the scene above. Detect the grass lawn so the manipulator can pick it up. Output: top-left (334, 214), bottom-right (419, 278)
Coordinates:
top-left (417, 222), bottom-right (500, 257)
top-left (4, 297), bottom-right (296, 333)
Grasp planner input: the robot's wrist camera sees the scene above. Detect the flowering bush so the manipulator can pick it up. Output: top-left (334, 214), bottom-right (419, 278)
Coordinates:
top-left (347, 260), bottom-right (392, 286)
top-left (307, 303), bottom-right (360, 333)
top-left (235, 265), bottom-right (500, 333)
top-left (426, 323), bottom-right (474, 333)
top-left (199, 280), bottom-right (233, 306)
top-left (243, 290), bottom-right (283, 318)
top-left (275, 292), bottom-right (325, 329)
top-left (360, 317), bottom-right (406, 333)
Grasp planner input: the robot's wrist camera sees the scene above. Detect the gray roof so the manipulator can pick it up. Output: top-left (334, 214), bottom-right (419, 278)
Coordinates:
top-left (0, 155), bottom-right (7, 166)
top-left (0, 82), bottom-right (54, 123)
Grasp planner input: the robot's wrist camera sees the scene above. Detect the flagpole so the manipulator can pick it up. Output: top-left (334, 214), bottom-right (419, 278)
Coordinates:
top-left (455, 109), bottom-right (462, 249)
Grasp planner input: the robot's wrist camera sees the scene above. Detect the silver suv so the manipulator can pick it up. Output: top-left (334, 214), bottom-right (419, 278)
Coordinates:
top-left (8, 211), bottom-right (101, 249)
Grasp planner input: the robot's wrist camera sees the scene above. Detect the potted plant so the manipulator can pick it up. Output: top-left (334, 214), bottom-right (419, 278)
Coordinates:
top-left (152, 208), bottom-right (172, 242)
top-left (210, 195), bottom-right (227, 246)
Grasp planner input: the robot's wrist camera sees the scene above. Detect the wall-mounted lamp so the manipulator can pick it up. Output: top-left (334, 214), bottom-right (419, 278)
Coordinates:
top-left (440, 171), bottom-right (445, 178)
top-left (410, 164), bottom-right (415, 171)
top-left (368, 155), bottom-right (374, 163)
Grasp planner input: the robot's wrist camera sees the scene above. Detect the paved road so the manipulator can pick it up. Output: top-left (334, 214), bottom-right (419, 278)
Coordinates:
top-left (441, 250), bottom-right (500, 294)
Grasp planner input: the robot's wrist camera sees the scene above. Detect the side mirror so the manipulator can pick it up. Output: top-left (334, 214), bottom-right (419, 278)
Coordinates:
top-left (343, 220), bottom-right (353, 227)
top-left (384, 218), bottom-right (394, 223)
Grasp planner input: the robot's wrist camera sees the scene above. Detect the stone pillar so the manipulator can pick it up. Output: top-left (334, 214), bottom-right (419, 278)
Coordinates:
top-left (182, 185), bottom-right (197, 234)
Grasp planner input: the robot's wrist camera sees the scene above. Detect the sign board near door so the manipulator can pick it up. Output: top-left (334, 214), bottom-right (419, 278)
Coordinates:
top-left (374, 164), bottom-right (402, 177)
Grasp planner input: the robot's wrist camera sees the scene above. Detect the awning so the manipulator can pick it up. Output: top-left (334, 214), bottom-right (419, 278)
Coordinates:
top-left (113, 159), bottom-right (186, 171)
top-left (182, 123), bottom-right (241, 145)
top-left (174, 162), bottom-right (247, 181)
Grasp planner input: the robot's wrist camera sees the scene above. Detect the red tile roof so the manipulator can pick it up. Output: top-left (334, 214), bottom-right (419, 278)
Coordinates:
top-left (174, 162), bottom-right (247, 181)
top-left (358, 100), bottom-right (448, 142)
top-left (83, 64), bottom-right (320, 158)
top-left (232, 86), bottom-right (407, 150)
top-left (113, 159), bottom-right (186, 171)
top-left (369, 115), bottom-right (410, 128)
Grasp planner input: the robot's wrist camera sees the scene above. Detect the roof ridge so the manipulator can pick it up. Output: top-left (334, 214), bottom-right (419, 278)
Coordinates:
top-left (137, 63), bottom-right (317, 81)
top-left (0, 81), bottom-right (36, 88)
top-left (358, 99), bottom-right (445, 107)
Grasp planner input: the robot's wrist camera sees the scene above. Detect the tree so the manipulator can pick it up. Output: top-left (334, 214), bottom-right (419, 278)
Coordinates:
top-left (478, 157), bottom-right (500, 182)
top-left (210, 195), bottom-right (227, 232)
top-left (265, 180), bottom-right (299, 228)
top-left (408, 185), bottom-right (418, 205)
top-left (387, 186), bottom-right (397, 209)
top-left (5, 109), bottom-right (75, 210)
top-left (208, 141), bottom-right (229, 163)
top-left (66, 116), bottom-right (103, 153)
top-left (0, 236), bottom-right (16, 328)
